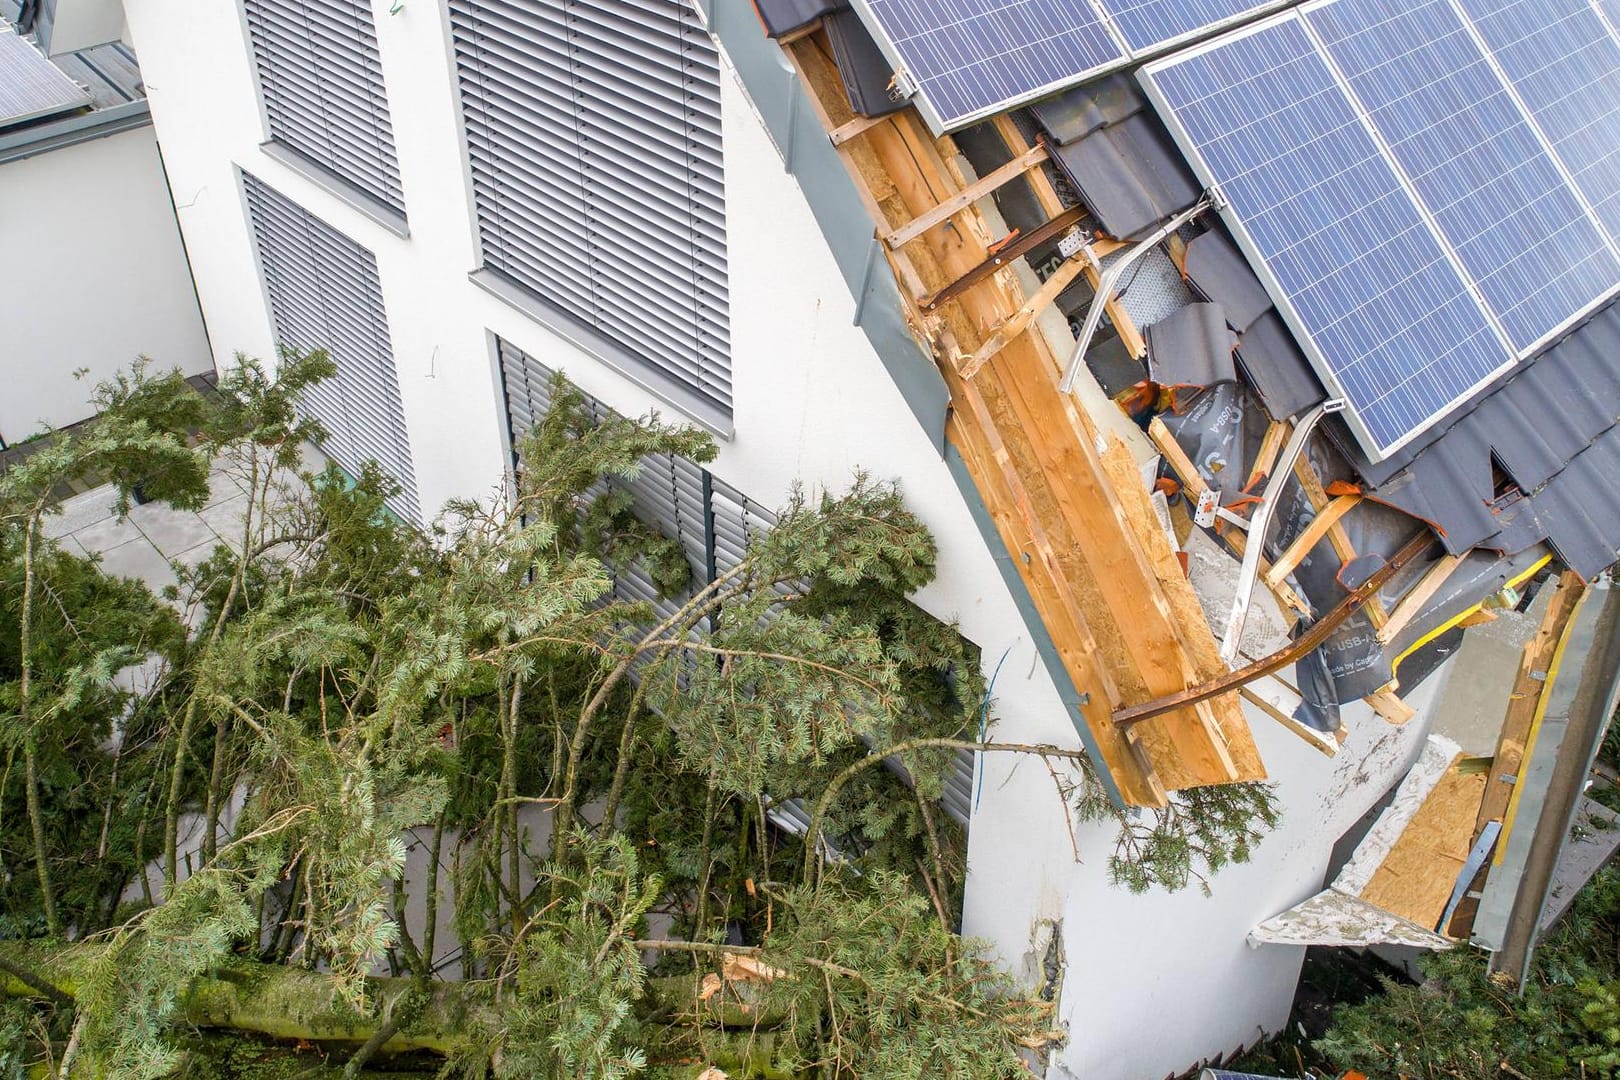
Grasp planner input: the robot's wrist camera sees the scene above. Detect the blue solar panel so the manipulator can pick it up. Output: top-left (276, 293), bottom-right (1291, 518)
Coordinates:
top-left (1453, 0), bottom-right (1620, 244)
top-left (1306, 0), bottom-right (1620, 354)
top-left (1144, 17), bottom-right (1511, 454)
top-left (1100, 0), bottom-right (1284, 53)
top-left (854, 0), bottom-right (1123, 129)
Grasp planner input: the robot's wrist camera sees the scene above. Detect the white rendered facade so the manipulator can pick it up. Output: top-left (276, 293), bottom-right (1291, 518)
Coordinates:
top-left (115, 1), bottom-right (1441, 1075)
top-left (0, 123), bottom-right (210, 443)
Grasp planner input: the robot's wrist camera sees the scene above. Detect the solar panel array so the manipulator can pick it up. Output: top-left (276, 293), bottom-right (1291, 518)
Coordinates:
top-left (850, 0), bottom-right (1290, 129)
top-left (1107, 0), bottom-right (1287, 52)
top-left (0, 18), bottom-right (90, 129)
top-left (1142, 0), bottom-right (1620, 459)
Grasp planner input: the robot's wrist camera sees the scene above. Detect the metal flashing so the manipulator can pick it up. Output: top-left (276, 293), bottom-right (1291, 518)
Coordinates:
top-left (1477, 582), bottom-right (1620, 987)
top-left (0, 94), bottom-right (145, 163)
top-left (708, 0), bottom-right (950, 450)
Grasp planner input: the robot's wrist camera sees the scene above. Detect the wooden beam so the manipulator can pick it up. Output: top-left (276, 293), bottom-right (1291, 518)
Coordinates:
top-left (1113, 533), bottom-right (1435, 727)
top-left (1247, 421), bottom-right (1290, 491)
top-left (1365, 687), bottom-right (1416, 726)
top-left (1147, 417), bottom-right (1311, 619)
top-left (992, 115), bottom-right (1064, 217)
top-left (961, 250), bottom-right (1092, 377)
top-left (897, 108), bottom-right (1249, 787)
top-left (1475, 571), bottom-right (1587, 841)
top-left (784, 34), bottom-right (1263, 800)
top-left (883, 244), bottom-right (932, 308)
top-left (829, 112), bottom-right (889, 146)
top-left (921, 204), bottom-right (1088, 312)
top-left (883, 142), bottom-right (1049, 250)
top-left (1378, 554), bottom-right (1466, 644)
top-left (1292, 453), bottom-right (1388, 627)
top-left (1240, 682), bottom-right (1340, 757)
top-left (985, 115), bottom-right (1145, 359)
top-left (1264, 495), bottom-right (1362, 589)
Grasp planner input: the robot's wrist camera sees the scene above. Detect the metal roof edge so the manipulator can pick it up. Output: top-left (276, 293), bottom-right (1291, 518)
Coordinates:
top-left (702, 0), bottom-right (950, 451)
top-left (1476, 579), bottom-right (1620, 986)
top-left (0, 96), bottom-right (148, 165)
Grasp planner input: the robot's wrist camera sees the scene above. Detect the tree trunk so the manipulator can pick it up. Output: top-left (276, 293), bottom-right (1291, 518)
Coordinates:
top-left (19, 511), bottom-right (61, 936)
top-left (22, 736), bottom-right (59, 936)
top-left (0, 942), bottom-right (806, 1077)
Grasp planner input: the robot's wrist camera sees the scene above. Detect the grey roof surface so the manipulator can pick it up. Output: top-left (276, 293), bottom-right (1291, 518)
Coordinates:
top-left (1029, 75), bottom-right (1200, 241)
top-left (1145, 301), bottom-right (1233, 407)
top-left (743, 3), bottom-right (1620, 584)
top-left (1358, 300), bottom-right (1620, 578)
top-left (1182, 229), bottom-right (1325, 421)
top-left (753, 0), bottom-right (846, 37)
top-left (0, 17), bottom-right (88, 128)
top-left (825, 9), bottom-right (907, 117)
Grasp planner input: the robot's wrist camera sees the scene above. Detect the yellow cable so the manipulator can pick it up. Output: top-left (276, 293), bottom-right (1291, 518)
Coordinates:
top-left (1389, 555), bottom-right (1552, 677)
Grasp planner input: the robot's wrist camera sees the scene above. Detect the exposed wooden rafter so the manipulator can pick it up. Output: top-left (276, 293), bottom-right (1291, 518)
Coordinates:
top-left (883, 141), bottom-right (1049, 249)
top-left (783, 31), bottom-right (1265, 805)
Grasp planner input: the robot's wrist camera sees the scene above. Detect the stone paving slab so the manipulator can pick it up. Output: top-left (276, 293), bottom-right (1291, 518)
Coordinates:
top-left (127, 498), bottom-right (222, 558)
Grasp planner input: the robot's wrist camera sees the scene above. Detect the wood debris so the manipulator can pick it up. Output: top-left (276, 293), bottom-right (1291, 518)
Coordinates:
top-left (722, 953), bottom-right (786, 985)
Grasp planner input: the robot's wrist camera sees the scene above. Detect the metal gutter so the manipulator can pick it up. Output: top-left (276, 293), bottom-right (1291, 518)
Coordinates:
top-left (0, 97), bottom-right (148, 164)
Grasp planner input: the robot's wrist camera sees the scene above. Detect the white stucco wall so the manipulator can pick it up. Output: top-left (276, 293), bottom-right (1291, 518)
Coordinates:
top-left (0, 126), bottom-right (210, 443)
top-left (117, 0), bottom-right (1058, 729)
top-left (117, 1), bottom-right (1446, 1075)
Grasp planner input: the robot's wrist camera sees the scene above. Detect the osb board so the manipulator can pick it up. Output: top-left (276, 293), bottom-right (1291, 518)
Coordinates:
top-left (1360, 760), bottom-right (1487, 929)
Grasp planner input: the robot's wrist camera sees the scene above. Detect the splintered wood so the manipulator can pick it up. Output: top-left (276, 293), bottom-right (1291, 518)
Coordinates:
top-left (785, 33), bottom-right (1264, 805)
top-left (1477, 572), bottom-right (1587, 841)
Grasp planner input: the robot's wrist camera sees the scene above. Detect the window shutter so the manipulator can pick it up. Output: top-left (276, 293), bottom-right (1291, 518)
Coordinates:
top-left (244, 0), bottom-right (404, 214)
top-left (243, 172), bottom-right (420, 521)
top-left (493, 338), bottom-right (972, 826)
top-left (497, 336), bottom-right (706, 619)
top-left (708, 477), bottom-right (774, 577)
top-left (453, 0), bottom-right (730, 417)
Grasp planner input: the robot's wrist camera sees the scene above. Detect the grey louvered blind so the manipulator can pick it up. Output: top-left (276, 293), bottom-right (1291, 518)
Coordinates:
top-left (496, 337), bottom-right (974, 826)
top-left (498, 336), bottom-right (705, 618)
top-left (453, 0), bottom-right (731, 417)
top-left (244, 0), bottom-right (404, 215)
top-left (244, 171), bottom-right (420, 521)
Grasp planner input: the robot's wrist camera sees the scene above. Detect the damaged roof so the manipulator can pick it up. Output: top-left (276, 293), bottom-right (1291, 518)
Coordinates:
top-left (1351, 301), bottom-right (1620, 580)
top-left (753, 0), bottom-right (1620, 592)
top-left (750, 0), bottom-right (1620, 764)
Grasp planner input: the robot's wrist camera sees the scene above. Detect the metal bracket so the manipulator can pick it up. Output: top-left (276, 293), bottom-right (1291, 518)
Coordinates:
top-left (1057, 227), bottom-right (1086, 260)
top-left (1218, 399), bottom-right (1346, 666)
top-left (1194, 489), bottom-right (1220, 529)
top-left (1058, 197), bottom-right (1211, 395)
top-left (1194, 488), bottom-right (1251, 532)
top-left (889, 67), bottom-right (919, 100)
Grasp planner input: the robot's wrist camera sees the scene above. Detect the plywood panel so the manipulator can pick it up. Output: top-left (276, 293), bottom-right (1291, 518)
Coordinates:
top-left (1361, 761), bottom-right (1487, 929)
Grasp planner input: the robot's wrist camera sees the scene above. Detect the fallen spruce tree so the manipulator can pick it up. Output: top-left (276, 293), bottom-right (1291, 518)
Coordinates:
top-left (0, 356), bottom-right (1276, 1077)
